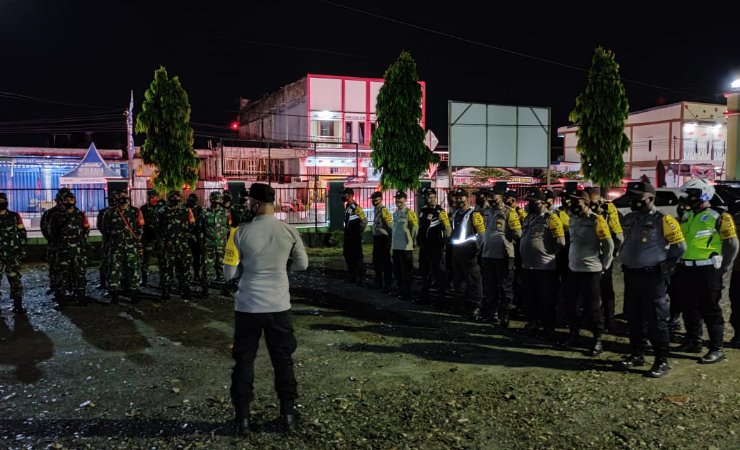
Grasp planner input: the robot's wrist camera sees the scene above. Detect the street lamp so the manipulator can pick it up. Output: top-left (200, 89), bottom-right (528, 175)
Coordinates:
top-left (732, 78), bottom-right (740, 90)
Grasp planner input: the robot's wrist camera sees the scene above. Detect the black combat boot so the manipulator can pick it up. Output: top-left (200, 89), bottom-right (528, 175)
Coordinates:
top-left (280, 400), bottom-right (298, 433)
top-left (110, 290), bottom-right (120, 305)
top-left (181, 288), bottom-right (192, 301)
top-left (699, 349), bottom-right (725, 364)
top-left (646, 356), bottom-right (670, 378)
top-left (76, 291), bottom-right (87, 307)
top-left (676, 338), bottom-right (703, 353)
top-left (558, 328), bottom-right (580, 348)
top-left (141, 271), bottom-right (148, 288)
top-left (588, 335), bottom-right (604, 357)
top-left (12, 298), bottom-right (26, 315)
top-left (235, 416), bottom-right (251, 436)
top-left (621, 352), bottom-right (646, 369)
top-left (130, 289), bottom-right (141, 304)
top-left (160, 287), bottom-right (170, 302)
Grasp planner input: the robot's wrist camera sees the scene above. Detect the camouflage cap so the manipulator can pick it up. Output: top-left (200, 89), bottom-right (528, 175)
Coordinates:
top-left (167, 191), bottom-right (181, 200)
top-left (147, 189), bottom-right (159, 197)
top-left (209, 191), bottom-right (223, 200)
top-left (55, 187), bottom-right (71, 201)
top-left (222, 191), bottom-right (232, 200)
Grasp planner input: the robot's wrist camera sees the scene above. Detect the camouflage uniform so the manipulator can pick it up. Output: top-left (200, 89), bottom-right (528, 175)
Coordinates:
top-left (102, 195), bottom-right (144, 302)
top-left (49, 192), bottom-right (90, 304)
top-left (40, 188), bottom-right (70, 293)
top-left (157, 191), bottom-right (195, 300)
top-left (140, 189), bottom-right (160, 286)
top-left (186, 194), bottom-right (206, 291)
top-left (96, 191), bottom-right (120, 290)
top-left (0, 193), bottom-right (27, 314)
top-left (229, 188), bottom-right (254, 228)
top-left (203, 191), bottom-right (230, 284)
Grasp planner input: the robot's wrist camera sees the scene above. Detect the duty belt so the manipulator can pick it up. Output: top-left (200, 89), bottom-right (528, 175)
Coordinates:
top-left (680, 259), bottom-right (713, 267)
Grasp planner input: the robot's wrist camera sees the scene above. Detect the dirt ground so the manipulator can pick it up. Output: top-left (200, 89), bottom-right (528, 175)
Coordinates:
top-left (1, 254), bottom-right (740, 450)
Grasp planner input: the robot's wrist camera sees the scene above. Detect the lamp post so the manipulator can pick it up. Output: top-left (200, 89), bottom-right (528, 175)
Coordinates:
top-left (726, 78), bottom-right (740, 180)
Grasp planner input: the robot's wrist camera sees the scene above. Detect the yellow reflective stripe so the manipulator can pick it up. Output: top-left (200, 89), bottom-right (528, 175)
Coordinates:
top-left (548, 214), bottom-right (565, 238)
top-left (381, 207), bottom-right (393, 225)
top-left (596, 215), bottom-right (611, 240)
top-left (606, 202), bottom-right (623, 233)
top-left (439, 210), bottom-right (451, 228)
top-left (662, 215), bottom-right (684, 245)
top-left (472, 211), bottom-right (485, 233)
top-left (719, 213), bottom-right (737, 240)
top-left (408, 210), bottom-right (418, 227)
top-left (508, 209), bottom-right (522, 231)
top-left (355, 206), bottom-right (366, 220)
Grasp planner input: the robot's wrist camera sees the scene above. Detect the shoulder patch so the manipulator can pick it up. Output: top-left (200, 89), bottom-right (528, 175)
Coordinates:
top-left (662, 215), bottom-right (684, 245)
top-left (595, 215), bottom-right (611, 240)
top-left (547, 214), bottom-right (565, 238)
top-left (508, 209), bottom-right (522, 231)
top-left (719, 212), bottom-right (737, 240)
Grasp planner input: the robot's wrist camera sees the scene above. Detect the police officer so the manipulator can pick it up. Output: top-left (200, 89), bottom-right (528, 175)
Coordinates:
top-left (620, 182), bottom-right (686, 377)
top-left (559, 191), bottom-right (614, 356)
top-left (519, 190), bottom-right (565, 338)
top-left (729, 200), bottom-right (740, 348)
top-left (391, 191), bottom-right (418, 300)
top-left (341, 188), bottom-right (367, 286)
top-left (585, 187), bottom-right (624, 333)
top-left (418, 187), bottom-right (451, 304)
top-left (449, 188), bottom-right (485, 313)
top-left (0, 193), bottom-right (27, 314)
top-left (504, 190), bottom-right (527, 221)
top-left (369, 191), bottom-right (393, 292)
top-left (480, 186), bottom-right (522, 326)
top-left (673, 179), bottom-right (739, 363)
top-left (140, 189), bottom-right (160, 287)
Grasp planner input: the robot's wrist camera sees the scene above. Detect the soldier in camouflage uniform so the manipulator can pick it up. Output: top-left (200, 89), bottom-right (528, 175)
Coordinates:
top-left (41, 188), bottom-right (70, 295)
top-left (229, 188), bottom-right (254, 227)
top-left (140, 189), bottom-right (160, 287)
top-left (157, 191), bottom-right (195, 301)
top-left (49, 191), bottom-right (90, 305)
top-left (186, 193), bottom-right (206, 294)
top-left (202, 191), bottom-right (231, 294)
top-left (102, 190), bottom-right (145, 303)
top-left (96, 191), bottom-right (119, 290)
top-left (0, 193), bottom-right (27, 314)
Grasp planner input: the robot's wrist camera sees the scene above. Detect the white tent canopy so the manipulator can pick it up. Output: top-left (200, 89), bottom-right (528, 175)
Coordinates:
top-left (59, 142), bottom-right (123, 184)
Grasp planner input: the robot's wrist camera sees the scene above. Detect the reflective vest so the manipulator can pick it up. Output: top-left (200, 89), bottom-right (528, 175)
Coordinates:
top-left (681, 209), bottom-right (722, 261)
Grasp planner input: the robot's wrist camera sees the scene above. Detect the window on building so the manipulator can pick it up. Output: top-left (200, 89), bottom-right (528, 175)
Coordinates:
top-left (319, 120), bottom-right (335, 137)
top-left (370, 122), bottom-right (377, 140)
top-left (345, 122), bottom-right (352, 143)
top-left (358, 122), bottom-right (365, 144)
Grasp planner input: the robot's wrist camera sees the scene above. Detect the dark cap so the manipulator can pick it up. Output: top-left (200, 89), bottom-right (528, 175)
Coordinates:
top-left (569, 191), bottom-right (591, 203)
top-left (504, 190), bottom-right (518, 199)
top-left (222, 190), bottom-right (232, 200)
top-left (475, 187), bottom-right (493, 196)
top-left (543, 189), bottom-right (556, 200)
top-left (188, 193), bottom-right (198, 200)
top-left (147, 189), bottom-right (159, 197)
top-left (627, 181), bottom-right (656, 195)
top-left (209, 191), bottom-right (223, 200)
top-left (167, 191), bottom-right (181, 199)
top-left (248, 182), bottom-right (275, 203)
top-left (369, 191), bottom-right (383, 199)
top-left (62, 191), bottom-right (76, 200)
top-left (491, 185), bottom-right (506, 196)
top-left (0, 192), bottom-right (7, 201)
top-left (239, 187), bottom-right (249, 198)
top-left (421, 187), bottom-right (436, 195)
top-left (341, 187), bottom-right (355, 196)
top-left (452, 187), bottom-right (469, 197)
top-left (394, 191), bottom-right (408, 199)
top-left (525, 190), bottom-right (546, 202)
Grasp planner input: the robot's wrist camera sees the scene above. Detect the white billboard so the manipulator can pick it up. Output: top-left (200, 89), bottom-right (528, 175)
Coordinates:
top-left (449, 101), bottom-right (550, 168)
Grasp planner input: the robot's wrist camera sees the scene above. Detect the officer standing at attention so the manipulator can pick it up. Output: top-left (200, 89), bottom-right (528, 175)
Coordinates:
top-left (341, 188), bottom-right (367, 286)
top-left (417, 188), bottom-right (451, 304)
top-left (673, 179), bottom-right (738, 363)
top-left (96, 191), bottom-right (119, 290)
top-left (519, 190), bottom-right (565, 338)
top-left (102, 190), bottom-right (145, 304)
top-left (41, 188), bottom-right (70, 296)
top-left (203, 191), bottom-right (231, 294)
top-left (450, 188), bottom-right (485, 313)
top-left (49, 191), bottom-right (90, 306)
top-left (619, 182), bottom-right (686, 377)
top-left (559, 191), bottom-right (614, 356)
top-left (157, 191), bottom-right (195, 301)
top-left (585, 187), bottom-right (624, 333)
top-left (391, 191), bottom-right (418, 300)
top-left (140, 189), bottom-right (160, 287)
top-left (0, 192), bottom-right (27, 314)
top-left (369, 191), bottom-right (393, 292)
top-left (186, 193), bottom-right (206, 293)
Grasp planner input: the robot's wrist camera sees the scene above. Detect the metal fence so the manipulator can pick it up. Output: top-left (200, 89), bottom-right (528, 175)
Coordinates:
top-left (4, 183), bottom-right (564, 232)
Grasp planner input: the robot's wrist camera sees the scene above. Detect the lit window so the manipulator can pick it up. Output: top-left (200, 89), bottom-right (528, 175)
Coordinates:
top-left (319, 121), bottom-right (335, 137)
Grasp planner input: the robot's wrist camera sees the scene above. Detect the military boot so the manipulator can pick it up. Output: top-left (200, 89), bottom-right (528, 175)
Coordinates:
top-left (558, 328), bottom-right (580, 348)
top-left (12, 298), bottom-right (26, 315)
top-left (621, 352), bottom-right (646, 369)
top-left (280, 400), bottom-right (298, 433)
top-left (160, 287), bottom-right (170, 302)
top-left (181, 288), bottom-right (192, 301)
top-left (76, 291), bottom-right (87, 307)
top-left (699, 349), bottom-right (725, 364)
top-left (141, 271), bottom-right (148, 288)
top-left (676, 338), bottom-right (703, 353)
top-left (646, 356), bottom-right (670, 378)
top-left (588, 335), bottom-right (604, 357)
top-left (110, 290), bottom-right (120, 305)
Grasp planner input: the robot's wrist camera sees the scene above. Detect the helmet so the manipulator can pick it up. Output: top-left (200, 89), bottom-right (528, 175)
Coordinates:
top-left (167, 191), bottom-right (182, 200)
top-left (681, 178), bottom-right (715, 202)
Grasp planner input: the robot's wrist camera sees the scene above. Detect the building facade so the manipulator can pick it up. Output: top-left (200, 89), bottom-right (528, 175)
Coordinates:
top-left (558, 101), bottom-right (727, 186)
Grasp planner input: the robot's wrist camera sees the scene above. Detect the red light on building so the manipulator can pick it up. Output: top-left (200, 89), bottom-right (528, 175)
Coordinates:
top-left (230, 121), bottom-right (239, 131)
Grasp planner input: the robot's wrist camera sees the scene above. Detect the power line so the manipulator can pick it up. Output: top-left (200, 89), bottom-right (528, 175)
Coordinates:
top-left (0, 91), bottom-right (121, 111)
top-left (317, 0), bottom-right (716, 101)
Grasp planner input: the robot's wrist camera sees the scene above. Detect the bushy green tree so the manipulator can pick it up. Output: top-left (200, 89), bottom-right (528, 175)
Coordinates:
top-left (371, 51), bottom-right (438, 190)
top-left (135, 66), bottom-right (198, 193)
top-left (569, 47), bottom-right (630, 188)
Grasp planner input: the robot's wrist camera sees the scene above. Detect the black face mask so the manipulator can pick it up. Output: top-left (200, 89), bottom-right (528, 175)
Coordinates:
top-left (239, 197), bottom-right (248, 205)
top-left (528, 201), bottom-right (543, 213)
top-left (570, 204), bottom-right (583, 215)
top-left (169, 199), bottom-right (180, 207)
top-left (187, 199), bottom-right (197, 208)
top-left (0, 202), bottom-right (7, 211)
top-left (64, 202), bottom-right (76, 210)
top-left (118, 197), bottom-right (129, 205)
top-left (454, 200), bottom-right (465, 208)
top-left (589, 202), bottom-right (600, 212)
top-left (211, 201), bottom-right (222, 208)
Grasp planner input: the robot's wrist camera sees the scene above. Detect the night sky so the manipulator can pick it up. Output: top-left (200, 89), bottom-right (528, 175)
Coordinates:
top-left (2, 0), bottom-right (739, 151)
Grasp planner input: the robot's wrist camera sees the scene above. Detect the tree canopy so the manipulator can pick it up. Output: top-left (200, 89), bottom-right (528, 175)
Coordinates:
top-left (569, 47), bottom-right (630, 188)
top-left (370, 51), bottom-right (438, 191)
top-left (135, 66), bottom-right (198, 193)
